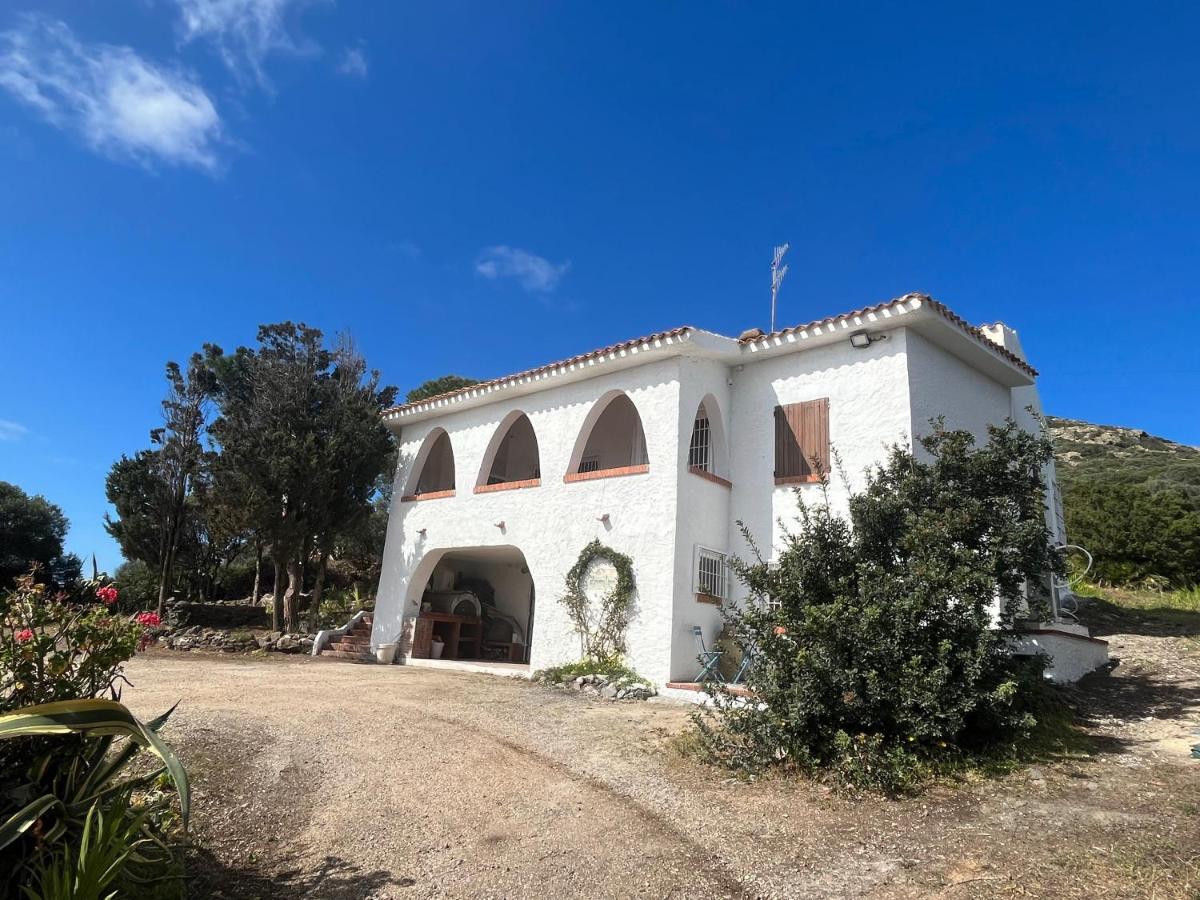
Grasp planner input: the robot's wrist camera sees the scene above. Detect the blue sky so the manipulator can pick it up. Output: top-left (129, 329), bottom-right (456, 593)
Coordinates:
top-left (1, 2), bottom-right (1197, 572)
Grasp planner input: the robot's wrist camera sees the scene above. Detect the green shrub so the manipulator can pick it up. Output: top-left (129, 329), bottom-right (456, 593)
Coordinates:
top-left (696, 421), bottom-right (1062, 792)
top-left (0, 700), bottom-right (190, 896)
top-left (1062, 480), bottom-right (1200, 587)
top-left (0, 571), bottom-right (187, 894)
top-left (1, 573), bottom-right (144, 713)
top-left (534, 658), bottom-right (646, 686)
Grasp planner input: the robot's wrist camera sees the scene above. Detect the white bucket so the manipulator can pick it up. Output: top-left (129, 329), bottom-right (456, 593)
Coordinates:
top-left (430, 639), bottom-right (445, 659)
top-left (376, 643), bottom-right (397, 665)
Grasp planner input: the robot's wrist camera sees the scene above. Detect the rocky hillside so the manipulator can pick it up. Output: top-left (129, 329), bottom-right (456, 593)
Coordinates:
top-left (1047, 416), bottom-right (1200, 586)
top-left (1048, 416), bottom-right (1200, 492)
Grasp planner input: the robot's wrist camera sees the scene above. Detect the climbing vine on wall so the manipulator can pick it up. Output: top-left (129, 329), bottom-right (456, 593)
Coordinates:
top-left (559, 539), bottom-right (636, 661)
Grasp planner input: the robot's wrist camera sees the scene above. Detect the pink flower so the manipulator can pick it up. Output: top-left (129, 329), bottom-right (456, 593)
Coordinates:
top-left (15, 629), bottom-right (34, 644)
top-left (135, 612), bottom-right (162, 628)
top-left (96, 586), bottom-right (119, 605)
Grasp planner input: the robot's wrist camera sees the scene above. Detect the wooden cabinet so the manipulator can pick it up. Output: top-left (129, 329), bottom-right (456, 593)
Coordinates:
top-left (411, 612), bottom-right (482, 660)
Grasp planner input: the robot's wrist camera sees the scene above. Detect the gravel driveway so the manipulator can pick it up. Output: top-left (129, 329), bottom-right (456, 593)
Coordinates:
top-left (121, 637), bottom-right (1200, 899)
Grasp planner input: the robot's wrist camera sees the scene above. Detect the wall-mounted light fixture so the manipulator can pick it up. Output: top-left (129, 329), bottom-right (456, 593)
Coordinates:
top-left (417, 528), bottom-right (427, 537)
top-left (849, 330), bottom-right (888, 349)
top-left (596, 513), bottom-right (610, 524)
top-left (494, 521), bottom-right (506, 530)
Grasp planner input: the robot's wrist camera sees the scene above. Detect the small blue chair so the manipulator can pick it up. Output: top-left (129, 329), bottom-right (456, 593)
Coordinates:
top-left (692, 625), bottom-right (724, 683)
top-left (729, 640), bottom-right (757, 685)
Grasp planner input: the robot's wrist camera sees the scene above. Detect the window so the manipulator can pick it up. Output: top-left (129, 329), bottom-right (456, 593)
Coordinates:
top-left (569, 392), bottom-right (648, 477)
top-left (694, 546), bottom-right (729, 602)
top-left (688, 412), bottom-right (711, 471)
top-left (774, 398), bottom-right (830, 484)
top-left (403, 428), bottom-right (456, 500)
top-left (478, 412), bottom-right (541, 490)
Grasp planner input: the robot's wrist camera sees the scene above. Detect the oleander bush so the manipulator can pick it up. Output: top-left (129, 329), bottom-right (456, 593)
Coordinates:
top-left (695, 422), bottom-right (1063, 792)
top-left (0, 571), bottom-right (188, 897)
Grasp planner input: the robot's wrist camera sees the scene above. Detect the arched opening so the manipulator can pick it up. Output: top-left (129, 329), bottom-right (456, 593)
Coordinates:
top-left (566, 391), bottom-right (649, 481)
top-left (403, 428), bottom-right (456, 499)
top-left (405, 545), bottom-right (534, 665)
top-left (476, 411), bottom-right (541, 492)
top-left (687, 394), bottom-right (729, 479)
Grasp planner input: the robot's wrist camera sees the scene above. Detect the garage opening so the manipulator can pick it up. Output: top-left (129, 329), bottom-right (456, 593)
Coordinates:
top-left (410, 546), bottom-right (534, 665)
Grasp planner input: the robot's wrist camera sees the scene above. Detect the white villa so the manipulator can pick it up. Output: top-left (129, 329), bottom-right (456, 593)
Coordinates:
top-left (364, 293), bottom-right (1108, 687)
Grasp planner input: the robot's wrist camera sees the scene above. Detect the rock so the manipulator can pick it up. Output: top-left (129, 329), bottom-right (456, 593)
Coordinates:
top-left (601, 683), bottom-right (618, 698)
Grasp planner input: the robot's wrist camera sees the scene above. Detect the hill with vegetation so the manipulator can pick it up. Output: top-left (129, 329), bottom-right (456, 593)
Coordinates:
top-left (1049, 416), bottom-right (1200, 587)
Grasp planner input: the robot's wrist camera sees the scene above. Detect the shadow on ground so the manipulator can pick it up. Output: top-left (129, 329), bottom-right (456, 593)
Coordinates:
top-left (187, 849), bottom-right (415, 899)
top-left (1077, 594), bottom-right (1200, 639)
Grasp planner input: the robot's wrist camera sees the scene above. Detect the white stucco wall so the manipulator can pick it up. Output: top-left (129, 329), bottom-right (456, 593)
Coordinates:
top-left (727, 328), bottom-right (914, 579)
top-left (374, 356), bottom-right (685, 683)
top-left (671, 357), bottom-right (736, 679)
top-left (905, 328), bottom-right (1012, 450)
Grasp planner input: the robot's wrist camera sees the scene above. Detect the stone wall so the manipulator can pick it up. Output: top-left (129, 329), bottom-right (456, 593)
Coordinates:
top-left (165, 601), bottom-right (271, 630)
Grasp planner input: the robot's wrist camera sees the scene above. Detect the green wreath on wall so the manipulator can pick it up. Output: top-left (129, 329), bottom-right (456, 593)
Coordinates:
top-left (560, 539), bottom-right (636, 661)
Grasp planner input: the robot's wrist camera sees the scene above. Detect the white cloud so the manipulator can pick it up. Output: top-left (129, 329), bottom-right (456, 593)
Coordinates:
top-left (171, 0), bottom-right (328, 87)
top-left (0, 16), bottom-right (223, 171)
top-left (476, 246), bottom-right (570, 294)
top-left (336, 44), bottom-right (368, 79)
top-left (0, 419), bottom-right (29, 441)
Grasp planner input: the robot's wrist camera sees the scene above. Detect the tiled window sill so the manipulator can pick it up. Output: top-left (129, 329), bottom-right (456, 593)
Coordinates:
top-left (400, 489), bottom-right (456, 502)
top-left (688, 466), bottom-right (732, 488)
top-left (564, 464), bottom-right (649, 484)
top-left (474, 478), bottom-right (541, 494)
top-left (774, 475), bottom-right (822, 486)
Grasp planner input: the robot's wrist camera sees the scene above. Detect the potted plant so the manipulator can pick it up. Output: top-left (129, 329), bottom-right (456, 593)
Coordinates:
top-left (430, 635), bottom-right (445, 659)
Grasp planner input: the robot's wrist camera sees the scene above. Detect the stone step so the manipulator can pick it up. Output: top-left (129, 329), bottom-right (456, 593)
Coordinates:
top-left (318, 649), bottom-right (375, 661)
top-left (328, 639), bottom-right (370, 652)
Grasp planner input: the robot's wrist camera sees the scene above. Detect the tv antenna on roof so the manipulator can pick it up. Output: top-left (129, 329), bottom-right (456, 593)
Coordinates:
top-left (770, 243), bottom-right (789, 334)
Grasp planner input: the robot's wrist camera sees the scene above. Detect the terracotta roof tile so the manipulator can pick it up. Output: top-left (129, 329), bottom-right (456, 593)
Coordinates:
top-left (385, 326), bottom-right (693, 416)
top-left (743, 292), bottom-right (1038, 377)
top-left (385, 293), bottom-right (1036, 419)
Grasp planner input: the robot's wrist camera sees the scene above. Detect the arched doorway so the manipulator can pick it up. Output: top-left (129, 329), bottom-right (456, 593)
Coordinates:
top-left (405, 545), bottom-right (534, 664)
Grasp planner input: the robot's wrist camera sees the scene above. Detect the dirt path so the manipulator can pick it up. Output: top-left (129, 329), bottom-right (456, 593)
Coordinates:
top-left (122, 629), bottom-right (1200, 899)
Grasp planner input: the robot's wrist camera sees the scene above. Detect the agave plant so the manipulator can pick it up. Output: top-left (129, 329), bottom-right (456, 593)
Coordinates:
top-left (0, 699), bottom-right (189, 893)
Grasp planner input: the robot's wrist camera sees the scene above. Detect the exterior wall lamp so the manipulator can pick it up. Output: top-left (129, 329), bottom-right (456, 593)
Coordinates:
top-left (849, 330), bottom-right (888, 349)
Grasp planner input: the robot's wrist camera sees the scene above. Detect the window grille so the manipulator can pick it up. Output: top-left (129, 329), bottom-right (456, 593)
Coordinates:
top-left (579, 456), bottom-right (601, 474)
top-left (694, 546), bottom-right (728, 600)
top-left (688, 414), bottom-right (711, 471)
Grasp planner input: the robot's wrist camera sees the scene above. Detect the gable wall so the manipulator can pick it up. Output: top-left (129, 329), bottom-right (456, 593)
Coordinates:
top-left (725, 328), bottom-right (914, 596)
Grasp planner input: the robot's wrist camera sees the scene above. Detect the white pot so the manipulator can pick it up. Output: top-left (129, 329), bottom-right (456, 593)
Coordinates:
top-left (430, 639), bottom-right (445, 659)
top-left (376, 643), bottom-right (397, 665)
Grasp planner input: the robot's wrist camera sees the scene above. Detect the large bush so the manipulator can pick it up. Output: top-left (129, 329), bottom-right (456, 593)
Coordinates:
top-left (1062, 480), bottom-right (1200, 587)
top-left (0, 572), bottom-right (186, 896)
top-left (697, 422), bottom-right (1062, 791)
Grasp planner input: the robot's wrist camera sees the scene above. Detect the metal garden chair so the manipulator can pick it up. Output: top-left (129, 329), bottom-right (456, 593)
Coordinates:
top-left (729, 639), bottom-right (757, 685)
top-left (692, 625), bottom-right (724, 683)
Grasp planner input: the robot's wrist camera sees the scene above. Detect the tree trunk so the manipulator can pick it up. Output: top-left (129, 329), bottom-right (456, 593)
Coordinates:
top-left (283, 556), bottom-right (302, 633)
top-left (271, 556), bottom-right (284, 632)
top-left (309, 551), bottom-right (330, 632)
top-left (251, 543), bottom-right (263, 605)
top-left (156, 554), bottom-right (170, 617)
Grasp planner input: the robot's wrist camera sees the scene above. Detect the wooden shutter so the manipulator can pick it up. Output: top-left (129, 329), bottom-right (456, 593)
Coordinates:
top-left (774, 398), bottom-right (829, 483)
